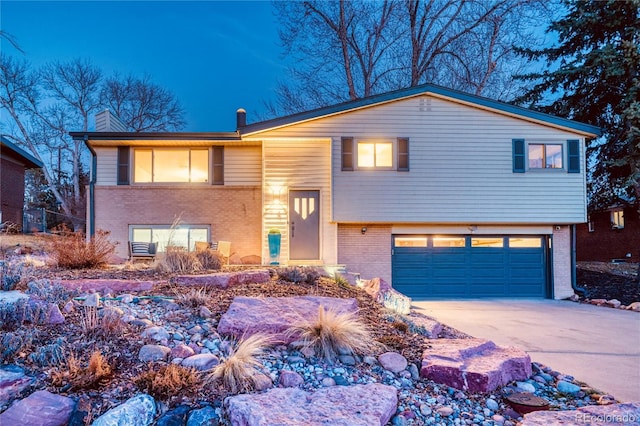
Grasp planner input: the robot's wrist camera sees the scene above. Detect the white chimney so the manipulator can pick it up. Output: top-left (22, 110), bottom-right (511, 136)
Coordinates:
top-left (95, 110), bottom-right (128, 132)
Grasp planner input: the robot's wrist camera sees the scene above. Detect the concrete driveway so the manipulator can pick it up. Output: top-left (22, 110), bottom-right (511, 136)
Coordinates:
top-left (412, 299), bottom-right (640, 402)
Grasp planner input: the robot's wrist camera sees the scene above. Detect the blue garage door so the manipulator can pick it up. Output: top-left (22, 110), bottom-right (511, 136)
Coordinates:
top-left (392, 235), bottom-right (548, 298)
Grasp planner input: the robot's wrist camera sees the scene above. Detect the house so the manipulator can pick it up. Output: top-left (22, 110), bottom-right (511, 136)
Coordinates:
top-left (577, 204), bottom-right (639, 262)
top-left (0, 136), bottom-right (44, 230)
top-left (71, 84), bottom-right (600, 300)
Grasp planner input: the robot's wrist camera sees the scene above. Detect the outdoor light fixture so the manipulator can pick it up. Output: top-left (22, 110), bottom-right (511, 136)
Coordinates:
top-left (361, 226), bottom-right (367, 234)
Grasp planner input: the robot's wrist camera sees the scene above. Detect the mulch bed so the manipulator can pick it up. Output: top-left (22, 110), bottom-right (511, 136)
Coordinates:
top-left (576, 263), bottom-right (639, 305)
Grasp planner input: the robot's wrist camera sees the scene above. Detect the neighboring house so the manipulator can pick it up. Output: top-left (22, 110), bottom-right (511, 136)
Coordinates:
top-left (71, 84), bottom-right (600, 300)
top-left (577, 204), bottom-right (639, 262)
top-left (0, 136), bottom-right (43, 229)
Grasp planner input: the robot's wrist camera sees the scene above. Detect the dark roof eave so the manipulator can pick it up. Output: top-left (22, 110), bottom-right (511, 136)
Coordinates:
top-left (0, 136), bottom-right (44, 168)
top-left (69, 131), bottom-right (242, 141)
top-left (240, 83), bottom-right (602, 137)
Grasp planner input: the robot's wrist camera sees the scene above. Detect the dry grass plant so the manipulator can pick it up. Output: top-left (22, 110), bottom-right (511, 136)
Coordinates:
top-left (51, 351), bottom-right (112, 390)
top-left (157, 247), bottom-right (202, 273)
top-left (175, 287), bottom-right (211, 308)
top-left (80, 306), bottom-right (98, 334)
top-left (134, 363), bottom-right (201, 400)
top-left (47, 226), bottom-right (116, 269)
top-left (209, 333), bottom-right (273, 394)
top-left (194, 249), bottom-right (223, 270)
top-left (286, 305), bottom-right (376, 362)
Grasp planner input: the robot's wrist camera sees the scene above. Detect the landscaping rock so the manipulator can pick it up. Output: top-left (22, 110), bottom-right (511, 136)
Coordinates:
top-left (141, 326), bottom-right (170, 341)
top-left (187, 405), bottom-right (219, 426)
top-left (174, 270), bottom-right (270, 289)
top-left (56, 279), bottom-right (157, 293)
top-left (278, 370), bottom-right (304, 388)
top-left (170, 344), bottom-right (195, 359)
top-left (361, 278), bottom-right (411, 314)
top-left (0, 290), bottom-right (28, 304)
top-left (605, 299), bottom-right (621, 309)
top-left (83, 292), bottom-right (101, 307)
top-left (156, 404), bottom-right (190, 426)
top-left (520, 402), bottom-right (640, 425)
top-left (378, 352), bottom-right (408, 374)
top-left (181, 354), bottom-right (219, 371)
top-left (406, 312), bottom-right (443, 338)
top-left (253, 373), bottom-right (274, 391)
top-left (47, 303), bottom-right (65, 324)
top-left (557, 380), bottom-right (581, 394)
top-left (225, 383), bottom-right (397, 426)
top-left (92, 394), bottom-right (156, 426)
top-left (626, 301), bottom-right (640, 312)
top-left (217, 296), bottom-right (359, 342)
top-left (139, 345), bottom-right (171, 362)
top-left (0, 390), bottom-right (75, 426)
top-left (421, 338), bottom-right (532, 393)
top-left (0, 366), bottom-right (32, 410)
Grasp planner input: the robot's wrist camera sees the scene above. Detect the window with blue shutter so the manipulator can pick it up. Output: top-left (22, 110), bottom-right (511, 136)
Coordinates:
top-left (567, 139), bottom-right (580, 173)
top-left (512, 139), bottom-right (525, 173)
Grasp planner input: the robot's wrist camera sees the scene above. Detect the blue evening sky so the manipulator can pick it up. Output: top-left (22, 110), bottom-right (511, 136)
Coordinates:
top-left (1, 1), bottom-right (286, 132)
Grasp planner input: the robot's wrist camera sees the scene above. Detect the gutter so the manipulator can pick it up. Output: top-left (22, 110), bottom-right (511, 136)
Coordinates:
top-left (570, 224), bottom-right (586, 296)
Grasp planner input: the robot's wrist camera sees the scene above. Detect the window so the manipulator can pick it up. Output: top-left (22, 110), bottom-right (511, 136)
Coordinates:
top-left (395, 237), bottom-right (427, 247)
top-left (471, 237), bottom-right (503, 248)
top-left (433, 237), bottom-right (466, 247)
top-left (508, 237), bottom-right (542, 248)
top-left (588, 216), bottom-right (594, 232)
top-left (130, 225), bottom-right (210, 252)
top-left (133, 148), bottom-right (210, 183)
top-left (611, 210), bottom-right (624, 229)
top-left (528, 144), bottom-right (563, 169)
top-left (358, 141), bottom-right (393, 168)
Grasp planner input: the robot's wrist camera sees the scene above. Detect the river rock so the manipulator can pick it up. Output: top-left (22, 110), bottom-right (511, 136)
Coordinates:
top-left (92, 394), bottom-right (156, 426)
top-left (139, 345), bottom-right (171, 362)
top-left (378, 352), bottom-right (408, 373)
top-left (0, 390), bottom-right (75, 426)
top-left (181, 354), bottom-right (219, 371)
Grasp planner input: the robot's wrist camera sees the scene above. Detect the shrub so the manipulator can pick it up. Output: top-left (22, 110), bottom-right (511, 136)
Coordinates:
top-left (134, 364), bottom-right (200, 400)
top-left (1, 331), bottom-right (32, 362)
top-left (29, 337), bottom-right (66, 367)
top-left (51, 351), bottom-right (112, 390)
top-left (48, 226), bottom-right (116, 269)
top-left (0, 299), bottom-right (48, 331)
top-left (278, 266), bottom-right (321, 284)
top-left (195, 249), bottom-right (223, 270)
top-left (286, 305), bottom-right (375, 363)
top-left (95, 308), bottom-right (127, 339)
top-left (209, 333), bottom-right (273, 394)
top-left (333, 274), bottom-right (351, 289)
top-left (1, 262), bottom-right (25, 291)
top-left (26, 279), bottom-right (76, 305)
top-left (157, 247), bottom-right (202, 273)
top-left (175, 288), bottom-right (210, 308)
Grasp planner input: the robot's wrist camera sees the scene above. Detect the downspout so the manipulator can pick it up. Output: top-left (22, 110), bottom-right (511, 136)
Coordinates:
top-left (81, 135), bottom-right (96, 237)
top-left (570, 224), bottom-right (586, 296)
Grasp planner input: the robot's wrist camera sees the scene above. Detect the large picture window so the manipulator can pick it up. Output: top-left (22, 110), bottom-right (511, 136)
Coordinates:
top-left (134, 148), bottom-right (209, 183)
top-left (130, 225), bottom-right (209, 252)
top-left (357, 141), bottom-right (393, 168)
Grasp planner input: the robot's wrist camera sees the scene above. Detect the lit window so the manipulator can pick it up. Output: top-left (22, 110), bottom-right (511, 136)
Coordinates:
top-left (433, 237), bottom-right (466, 247)
top-left (395, 237), bottom-right (427, 247)
top-left (611, 210), bottom-right (624, 229)
top-left (528, 144), bottom-right (563, 169)
top-left (133, 148), bottom-right (209, 183)
top-left (508, 237), bottom-right (542, 248)
top-left (357, 142), bottom-right (393, 168)
top-left (471, 238), bottom-right (503, 248)
top-left (131, 225), bottom-right (210, 252)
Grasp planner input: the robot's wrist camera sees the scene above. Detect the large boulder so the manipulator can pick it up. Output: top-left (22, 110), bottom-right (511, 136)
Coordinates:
top-left (92, 394), bottom-right (156, 426)
top-left (174, 270), bottom-right (270, 289)
top-left (226, 383), bottom-right (397, 426)
top-left (0, 366), bottom-right (32, 411)
top-left (0, 390), bottom-right (75, 426)
top-left (520, 402), bottom-right (640, 425)
top-left (421, 338), bottom-right (532, 393)
top-left (361, 278), bottom-right (411, 315)
top-left (217, 296), bottom-right (359, 342)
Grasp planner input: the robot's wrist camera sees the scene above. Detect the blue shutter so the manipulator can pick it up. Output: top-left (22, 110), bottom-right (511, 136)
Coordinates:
top-left (397, 137), bottom-right (409, 171)
top-left (567, 139), bottom-right (580, 173)
top-left (212, 146), bottom-right (224, 185)
top-left (512, 139), bottom-right (525, 173)
top-left (117, 146), bottom-right (130, 185)
top-left (341, 137), bottom-right (354, 171)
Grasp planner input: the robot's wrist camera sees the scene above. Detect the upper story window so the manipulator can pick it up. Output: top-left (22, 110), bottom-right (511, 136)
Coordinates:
top-left (611, 209), bottom-right (624, 229)
top-left (134, 148), bottom-right (209, 183)
top-left (341, 137), bottom-right (409, 171)
top-left (512, 139), bottom-right (580, 173)
top-left (528, 144), bottom-right (563, 169)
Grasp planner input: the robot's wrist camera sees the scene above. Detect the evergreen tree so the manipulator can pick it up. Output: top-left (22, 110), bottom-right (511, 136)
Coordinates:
top-left (515, 0), bottom-right (639, 212)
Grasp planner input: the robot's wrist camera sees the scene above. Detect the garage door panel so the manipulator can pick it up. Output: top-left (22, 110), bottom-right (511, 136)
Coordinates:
top-left (392, 235), bottom-right (547, 299)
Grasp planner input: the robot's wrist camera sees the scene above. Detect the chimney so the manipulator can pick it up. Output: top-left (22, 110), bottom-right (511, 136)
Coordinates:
top-left (236, 108), bottom-right (246, 129)
top-left (95, 109), bottom-right (127, 132)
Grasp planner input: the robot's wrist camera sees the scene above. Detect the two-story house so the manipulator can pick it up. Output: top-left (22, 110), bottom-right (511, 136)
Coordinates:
top-left (71, 84), bottom-right (600, 300)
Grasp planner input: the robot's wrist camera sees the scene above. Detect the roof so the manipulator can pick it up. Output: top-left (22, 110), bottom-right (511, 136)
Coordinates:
top-left (240, 83), bottom-right (602, 137)
top-left (0, 136), bottom-right (44, 169)
top-left (69, 131), bottom-right (241, 142)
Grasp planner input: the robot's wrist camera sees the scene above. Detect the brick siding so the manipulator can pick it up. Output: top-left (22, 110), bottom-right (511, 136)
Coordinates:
top-left (337, 224), bottom-right (392, 283)
top-left (94, 185), bottom-right (262, 259)
top-left (576, 207), bottom-right (639, 262)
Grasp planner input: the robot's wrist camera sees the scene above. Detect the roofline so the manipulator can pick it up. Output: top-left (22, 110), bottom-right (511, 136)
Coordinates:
top-left (69, 131), bottom-right (241, 141)
top-left (240, 83), bottom-right (602, 137)
top-left (0, 135), bottom-right (44, 168)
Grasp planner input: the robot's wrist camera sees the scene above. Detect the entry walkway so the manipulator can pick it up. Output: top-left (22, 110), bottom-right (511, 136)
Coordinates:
top-left (412, 299), bottom-right (640, 402)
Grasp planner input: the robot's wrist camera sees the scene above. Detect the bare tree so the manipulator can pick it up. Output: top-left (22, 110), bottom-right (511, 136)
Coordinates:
top-left (270, 0), bottom-right (550, 115)
top-left (0, 55), bottom-right (186, 230)
top-left (100, 74), bottom-right (185, 132)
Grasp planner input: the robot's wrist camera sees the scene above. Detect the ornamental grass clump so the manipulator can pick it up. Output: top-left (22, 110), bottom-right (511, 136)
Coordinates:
top-left (194, 248), bottom-right (223, 270)
top-left (209, 333), bottom-right (273, 394)
top-left (47, 226), bottom-right (116, 269)
top-left (51, 351), bottom-right (112, 391)
top-left (157, 247), bottom-right (202, 273)
top-left (133, 364), bottom-right (200, 400)
top-left (175, 287), bottom-right (211, 309)
top-left (286, 305), bottom-right (376, 363)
